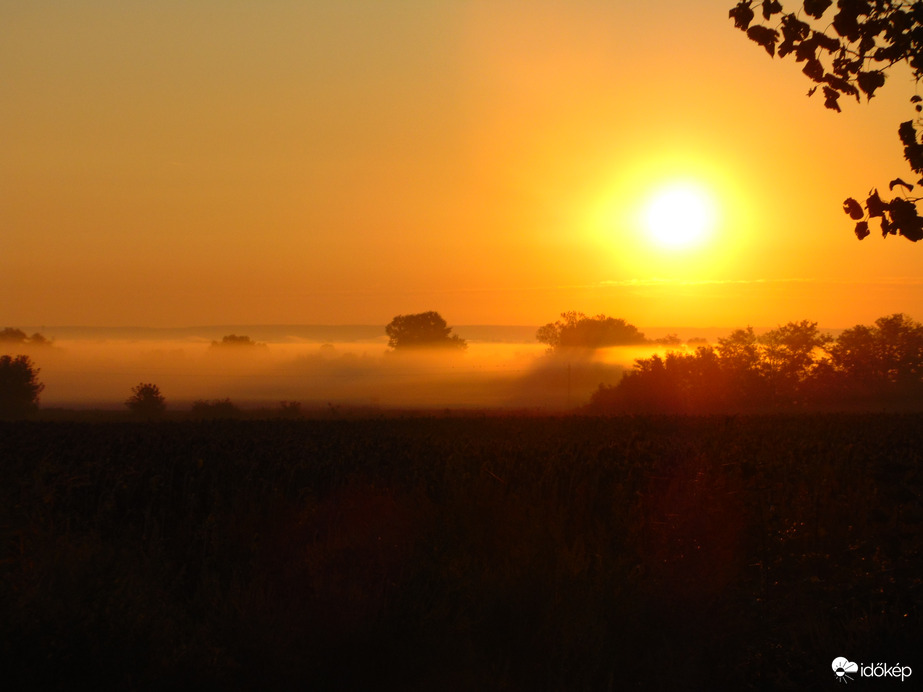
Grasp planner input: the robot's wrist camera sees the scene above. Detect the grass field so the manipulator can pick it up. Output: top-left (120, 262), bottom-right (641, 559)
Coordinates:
top-left (2, 414), bottom-right (921, 689)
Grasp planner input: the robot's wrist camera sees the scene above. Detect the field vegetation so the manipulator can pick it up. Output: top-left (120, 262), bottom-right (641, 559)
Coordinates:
top-left (1, 414), bottom-right (921, 689)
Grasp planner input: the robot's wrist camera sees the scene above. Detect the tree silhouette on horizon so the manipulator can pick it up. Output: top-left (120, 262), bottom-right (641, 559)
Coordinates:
top-left (385, 312), bottom-right (467, 350)
top-left (536, 312), bottom-right (648, 353)
top-left (126, 383), bottom-right (166, 418)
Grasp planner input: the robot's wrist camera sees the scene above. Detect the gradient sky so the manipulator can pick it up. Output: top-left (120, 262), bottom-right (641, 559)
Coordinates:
top-left (3, 0), bottom-right (922, 328)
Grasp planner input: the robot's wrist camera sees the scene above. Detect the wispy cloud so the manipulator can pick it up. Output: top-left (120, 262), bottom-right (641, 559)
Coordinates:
top-left (595, 277), bottom-right (923, 288)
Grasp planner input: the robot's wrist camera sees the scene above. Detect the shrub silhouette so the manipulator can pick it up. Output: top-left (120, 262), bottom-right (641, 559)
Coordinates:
top-left (191, 398), bottom-right (240, 419)
top-left (278, 400), bottom-right (302, 418)
top-left (0, 354), bottom-right (44, 418)
top-left (126, 383), bottom-right (166, 418)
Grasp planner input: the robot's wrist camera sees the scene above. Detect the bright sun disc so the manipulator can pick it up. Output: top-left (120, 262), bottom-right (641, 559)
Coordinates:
top-left (643, 183), bottom-right (715, 249)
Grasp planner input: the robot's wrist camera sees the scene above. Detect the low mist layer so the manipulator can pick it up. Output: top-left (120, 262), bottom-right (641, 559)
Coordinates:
top-left (10, 335), bottom-right (684, 412)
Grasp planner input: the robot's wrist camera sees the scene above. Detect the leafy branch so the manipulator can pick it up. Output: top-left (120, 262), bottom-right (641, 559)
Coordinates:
top-left (730, 0), bottom-right (923, 242)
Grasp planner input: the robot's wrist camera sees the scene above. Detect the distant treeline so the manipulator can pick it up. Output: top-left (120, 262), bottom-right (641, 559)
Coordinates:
top-left (0, 328), bottom-right (50, 346)
top-left (590, 314), bottom-right (923, 413)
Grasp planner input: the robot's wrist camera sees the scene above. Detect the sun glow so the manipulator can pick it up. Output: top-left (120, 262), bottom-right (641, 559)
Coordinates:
top-left (585, 152), bottom-right (756, 286)
top-left (643, 182), bottom-right (716, 249)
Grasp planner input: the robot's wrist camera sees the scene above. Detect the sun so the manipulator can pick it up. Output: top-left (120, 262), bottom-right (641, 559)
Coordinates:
top-left (642, 182), bottom-right (716, 249)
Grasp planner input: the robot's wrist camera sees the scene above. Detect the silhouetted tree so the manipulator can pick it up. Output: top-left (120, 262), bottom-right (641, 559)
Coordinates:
top-left (711, 326), bottom-right (769, 403)
top-left (730, 1), bottom-right (923, 241)
top-left (126, 383), bottom-right (166, 418)
top-left (0, 328), bottom-right (51, 346)
top-left (536, 312), bottom-right (648, 353)
top-left (0, 355), bottom-right (44, 418)
top-left (758, 320), bottom-right (831, 403)
top-left (210, 334), bottom-right (264, 348)
top-left (0, 328), bottom-right (28, 344)
top-left (828, 312), bottom-right (923, 395)
top-left (385, 311), bottom-right (467, 350)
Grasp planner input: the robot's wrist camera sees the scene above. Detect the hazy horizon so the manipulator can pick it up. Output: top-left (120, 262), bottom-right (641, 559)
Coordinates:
top-left (3, 313), bottom-right (869, 412)
top-left (4, 321), bottom-right (851, 342)
top-left (13, 336), bottom-right (635, 411)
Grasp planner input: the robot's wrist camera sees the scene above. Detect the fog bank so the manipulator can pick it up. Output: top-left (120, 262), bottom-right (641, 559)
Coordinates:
top-left (8, 336), bottom-right (694, 411)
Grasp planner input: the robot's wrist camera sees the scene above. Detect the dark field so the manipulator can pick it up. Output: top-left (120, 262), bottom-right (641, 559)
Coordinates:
top-left (2, 415), bottom-right (921, 690)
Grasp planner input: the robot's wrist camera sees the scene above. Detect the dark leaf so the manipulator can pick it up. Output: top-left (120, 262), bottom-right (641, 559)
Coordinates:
top-left (795, 35), bottom-right (820, 62)
top-left (802, 58), bottom-right (825, 81)
top-left (866, 190), bottom-right (886, 217)
top-left (807, 85), bottom-right (818, 97)
top-left (911, 95), bottom-right (922, 103)
top-left (781, 14), bottom-right (810, 43)
top-left (832, 4), bottom-right (862, 42)
top-left (874, 45), bottom-right (898, 62)
top-left (916, 104), bottom-right (922, 112)
top-left (854, 220), bottom-right (870, 240)
top-left (761, 0), bottom-right (782, 20)
top-left (747, 25), bottom-right (779, 56)
top-left (888, 197), bottom-right (923, 241)
top-left (906, 144), bottom-right (923, 175)
top-left (899, 121), bottom-right (918, 147)
top-left (729, 1), bottom-right (755, 31)
top-left (832, 54), bottom-right (860, 79)
top-left (803, 0), bottom-right (833, 19)
top-left (889, 178), bottom-right (914, 192)
top-left (813, 31), bottom-right (841, 53)
top-left (857, 32), bottom-right (877, 58)
top-left (843, 197), bottom-right (865, 219)
top-left (823, 86), bottom-right (842, 111)
top-left (886, 9), bottom-right (912, 38)
top-left (900, 221), bottom-right (923, 242)
top-left (857, 70), bottom-right (885, 98)
top-left (823, 73), bottom-right (859, 97)
top-left (881, 214), bottom-right (893, 237)
top-left (898, 123), bottom-right (923, 173)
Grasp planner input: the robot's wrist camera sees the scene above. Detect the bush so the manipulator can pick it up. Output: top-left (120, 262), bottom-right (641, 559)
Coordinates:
top-left (125, 383), bottom-right (166, 418)
top-left (0, 354), bottom-right (44, 418)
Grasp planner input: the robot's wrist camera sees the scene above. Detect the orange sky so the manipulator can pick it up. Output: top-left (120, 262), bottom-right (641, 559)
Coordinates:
top-left (3, 0), bottom-right (922, 329)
